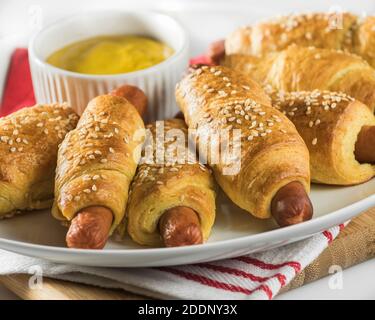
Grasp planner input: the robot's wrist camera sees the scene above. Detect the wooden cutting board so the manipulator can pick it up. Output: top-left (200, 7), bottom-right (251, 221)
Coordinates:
top-left (1, 209), bottom-right (375, 300)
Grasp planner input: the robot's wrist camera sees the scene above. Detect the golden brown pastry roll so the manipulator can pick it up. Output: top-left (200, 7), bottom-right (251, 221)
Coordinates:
top-left (176, 65), bottom-right (312, 227)
top-left (225, 12), bottom-right (375, 67)
top-left (52, 94), bottom-right (145, 245)
top-left (223, 45), bottom-right (375, 113)
top-left (0, 104), bottom-right (78, 218)
top-left (267, 89), bottom-right (375, 185)
top-left (127, 119), bottom-right (216, 247)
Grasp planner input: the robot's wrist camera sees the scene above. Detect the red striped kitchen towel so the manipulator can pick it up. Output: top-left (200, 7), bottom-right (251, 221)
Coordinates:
top-left (0, 49), bottom-right (346, 299)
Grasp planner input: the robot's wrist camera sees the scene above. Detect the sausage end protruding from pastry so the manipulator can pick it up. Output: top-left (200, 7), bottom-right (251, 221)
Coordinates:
top-left (66, 206), bottom-right (113, 249)
top-left (355, 126), bottom-right (375, 164)
top-left (207, 39), bottom-right (225, 65)
top-left (271, 182), bottom-right (313, 227)
top-left (110, 85), bottom-right (148, 118)
top-left (67, 85), bottom-right (147, 249)
top-left (159, 206), bottom-right (203, 247)
top-left (174, 111), bottom-right (185, 120)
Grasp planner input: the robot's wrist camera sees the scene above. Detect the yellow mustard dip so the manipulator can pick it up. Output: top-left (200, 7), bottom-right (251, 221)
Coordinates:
top-left (46, 35), bottom-right (174, 75)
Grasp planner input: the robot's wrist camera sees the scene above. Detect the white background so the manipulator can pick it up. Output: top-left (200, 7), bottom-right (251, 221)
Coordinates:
top-left (0, 0), bottom-right (375, 300)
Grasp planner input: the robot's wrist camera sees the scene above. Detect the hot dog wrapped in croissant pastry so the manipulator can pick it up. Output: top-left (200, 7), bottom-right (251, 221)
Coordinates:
top-left (223, 45), bottom-right (375, 112)
top-left (52, 86), bottom-right (146, 249)
top-left (225, 12), bottom-right (375, 68)
top-left (176, 65), bottom-right (312, 227)
top-left (267, 89), bottom-right (375, 185)
top-left (127, 118), bottom-right (216, 247)
top-left (0, 104), bottom-right (78, 218)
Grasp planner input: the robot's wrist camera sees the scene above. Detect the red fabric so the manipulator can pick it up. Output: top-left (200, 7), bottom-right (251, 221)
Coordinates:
top-left (0, 48), bottom-right (36, 117)
top-left (189, 54), bottom-right (214, 66)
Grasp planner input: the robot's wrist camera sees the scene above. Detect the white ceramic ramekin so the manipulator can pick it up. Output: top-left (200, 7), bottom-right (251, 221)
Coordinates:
top-left (29, 11), bottom-right (189, 121)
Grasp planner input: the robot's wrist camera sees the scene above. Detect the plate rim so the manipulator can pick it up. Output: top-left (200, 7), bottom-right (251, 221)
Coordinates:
top-left (0, 193), bottom-right (374, 263)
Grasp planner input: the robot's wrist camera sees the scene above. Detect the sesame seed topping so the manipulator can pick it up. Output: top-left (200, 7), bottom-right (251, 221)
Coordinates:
top-left (92, 185), bottom-right (97, 192)
top-left (312, 138), bottom-right (318, 145)
top-left (109, 147), bottom-right (115, 153)
top-left (218, 90), bottom-right (228, 97)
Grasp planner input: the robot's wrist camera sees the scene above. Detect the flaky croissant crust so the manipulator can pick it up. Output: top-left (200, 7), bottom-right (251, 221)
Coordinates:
top-left (268, 89), bottom-right (375, 185)
top-left (226, 12), bottom-right (375, 67)
top-left (52, 95), bottom-right (145, 235)
top-left (0, 104), bottom-right (78, 217)
top-left (176, 66), bottom-right (310, 219)
top-left (127, 119), bottom-right (216, 246)
top-left (223, 45), bottom-right (375, 113)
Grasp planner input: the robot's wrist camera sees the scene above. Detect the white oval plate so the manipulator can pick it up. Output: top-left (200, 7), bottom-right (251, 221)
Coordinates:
top-left (0, 179), bottom-right (374, 267)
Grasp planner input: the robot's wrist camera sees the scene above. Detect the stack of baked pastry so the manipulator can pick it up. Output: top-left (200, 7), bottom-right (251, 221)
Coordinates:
top-left (2, 11), bottom-right (375, 250)
top-left (216, 11), bottom-right (375, 185)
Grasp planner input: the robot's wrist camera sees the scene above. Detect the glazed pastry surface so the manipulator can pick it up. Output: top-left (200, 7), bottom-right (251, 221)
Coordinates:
top-left (0, 104), bottom-right (78, 217)
top-left (176, 66), bottom-right (310, 219)
top-left (268, 89), bottom-right (375, 185)
top-left (127, 118), bottom-right (216, 246)
top-left (52, 95), bottom-right (145, 235)
top-left (226, 12), bottom-right (375, 68)
top-left (223, 45), bottom-right (375, 112)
